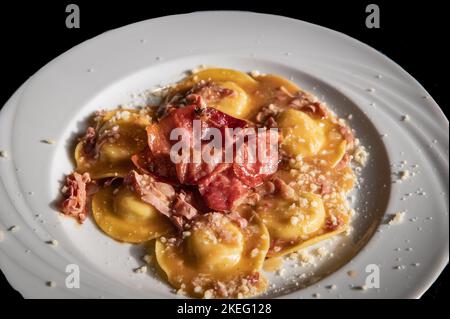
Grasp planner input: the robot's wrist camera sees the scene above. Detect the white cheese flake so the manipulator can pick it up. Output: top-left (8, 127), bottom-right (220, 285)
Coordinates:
top-left (203, 289), bottom-right (214, 299)
top-left (353, 146), bottom-right (369, 166)
top-left (142, 254), bottom-right (153, 264)
top-left (9, 225), bottom-right (20, 233)
top-left (389, 212), bottom-right (405, 225)
top-left (277, 268), bottom-right (286, 277)
top-left (354, 285), bottom-right (368, 291)
top-left (182, 231), bottom-right (191, 238)
top-left (250, 70), bottom-right (261, 77)
top-left (194, 286), bottom-right (203, 294)
top-left (399, 170), bottom-right (410, 181)
top-left (47, 239), bottom-right (58, 247)
top-left (134, 265), bottom-right (147, 274)
top-left (327, 284), bottom-right (337, 290)
top-left (41, 139), bottom-right (56, 144)
top-left (290, 216), bottom-right (299, 225)
top-left (250, 248), bottom-right (260, 258)
top-left (315, 247), bottom-right (328, 258)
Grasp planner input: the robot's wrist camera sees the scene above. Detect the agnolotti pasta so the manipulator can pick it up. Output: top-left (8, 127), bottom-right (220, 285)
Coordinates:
top-left (59, 67), bottom-right (362, 299)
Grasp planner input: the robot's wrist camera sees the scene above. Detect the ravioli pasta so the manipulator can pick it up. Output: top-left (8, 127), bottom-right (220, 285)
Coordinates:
top-left (75, 109), bottom-right (152, 179)
top-left (156, 211), bottom-right (269, 298)
top-left (59, 67), bottom-right (362, 299)
top-left (92, 185), bottom-right (174, 243)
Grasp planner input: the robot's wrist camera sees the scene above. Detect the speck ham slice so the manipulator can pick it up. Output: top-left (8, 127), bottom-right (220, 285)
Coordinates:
top-left (138, 101), bottom-right (278, 212)
top-left (338, 124), bottom-right (355, 150)
top-left (125, 170), bottom-right (203, 229)
top-left (143, 103), bottom-right (249, 186)
top-left (198, 165), bottom-right (250, 212)
top-left (125, 170), bottom-right (176, 218)
top-left (233, 129), bottom-right (279, 187)
top-left (61, 172), bottom-right (92, 223)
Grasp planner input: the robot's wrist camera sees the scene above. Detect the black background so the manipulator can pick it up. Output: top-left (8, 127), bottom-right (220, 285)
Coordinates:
top-left (0, 0), bottom-right (447, 300)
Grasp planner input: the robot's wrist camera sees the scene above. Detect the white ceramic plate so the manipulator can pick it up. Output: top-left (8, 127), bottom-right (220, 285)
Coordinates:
top-left (0, 12), bottom-right (448, 299)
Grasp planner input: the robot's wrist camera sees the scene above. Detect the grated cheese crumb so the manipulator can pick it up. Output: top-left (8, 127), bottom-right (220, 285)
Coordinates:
top-left (47, 239), bottom-right (58, 247)
top-left (182, 231), bottom-right (191, 238)
top-left (194, 286), bottom-right (203, 294)
top-left (354, 285), bottom-right (368, 291)
top-left (299, 251), bottom-right (314, 265)
top-left (315, 247), bottom-right (328, 258)
top-left (353, 146), bottom-right (369, 166)
top-left (250, 70), bottom-right (261, 77)
top-left (389, 212), bottom-right (405, 225)
top-left (327, 284), bottom-right (337, 290)
top-left (203, 289), bottom-right (214, 299)
top-left (134, 265), bottom-right (147, 274)
top-left (400, 170), bottom-right (410, 181)
top-left (290, 216), bottom-right (299, 225)
top-left (401, 114), bottom-right (410, 122)
top-left (277, 268), bottom-right (286, 277)
top-left (142, 254), bottom-right (153, 264)
top-left (9, 225), bottom-right (20, 233)
top-left (0, 150), bottom-right (7, 158)
top-left (250, 248), bottom-right (260, 258)
top-left (289, 252), bottom-right (298, 260)
top-left (41, 139), bottom-right (56, 144)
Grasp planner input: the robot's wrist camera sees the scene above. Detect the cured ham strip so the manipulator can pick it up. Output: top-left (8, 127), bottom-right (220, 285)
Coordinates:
top-left (82, 127), bottom-right (97, 157)
top-left (292, 101), bottom-right (328, 119)
top-left (131, 148), bottom-right (178, 185)
top-left (165, 81), bottom-right (235, 111)
top-left (138, 97), bottom-right (278, 212)
top-left (172, 191), bottom-right (199, 220)
top-left (276, 86), bottom-right (328, 119)
top-left (80, 126), bottom-right (120, 159)
top-left (227, 211), bottom-right (249, 228)
top-left (198, 166), bottom-right (250, 211)
top-left (144, 103), bottom-right (249, 186)
top-left (334, 153), bottom-right (350, 171)
top-left (338, 124), bottom-right (355, 150)
top-left (125, 170), bottom-right (202, 229)
top-left (61, 172), bottom-right (92, 223)
top-left (125, 170), bottom-right (176, 217)
top-left (233, 129), bottom-right (279, 187)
